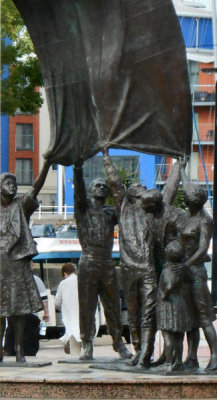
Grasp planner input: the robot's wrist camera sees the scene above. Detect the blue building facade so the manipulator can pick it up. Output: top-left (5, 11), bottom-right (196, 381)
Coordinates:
top-left (1, 48), bottom-right (10, 174)
top-left (178, 16), bottom-right (213, 50)
top-left (1, 110), bottom-right (9, 174)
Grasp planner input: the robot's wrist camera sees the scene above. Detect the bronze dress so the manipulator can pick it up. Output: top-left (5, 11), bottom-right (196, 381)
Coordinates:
top-left (157, 262), bottom-right (196, 333)
top-left (0, 193), bottom-right (43, 317)
top-left (177, 211), bottom-right (215, 328)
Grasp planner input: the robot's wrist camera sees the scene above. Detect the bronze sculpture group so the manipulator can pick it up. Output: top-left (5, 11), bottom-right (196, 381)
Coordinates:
top-left (1, 0), bottom-right (216, 374)
top-left (0, 151), bottom-right (216, 372)
top-left (71, 149), bottom-right (216, 373)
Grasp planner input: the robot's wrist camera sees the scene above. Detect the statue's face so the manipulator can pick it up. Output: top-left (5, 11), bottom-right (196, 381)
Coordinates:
top-left (183, 185), bottom-right (207, 210)
top-left (90, 179), bottom-right (108, 199)
top-left (1, 177), bottom-right (17, 198)
top-left (142, 200), bottom-right (156, 214)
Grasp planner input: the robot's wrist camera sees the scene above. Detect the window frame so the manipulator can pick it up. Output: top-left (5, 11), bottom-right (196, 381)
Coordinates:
top-left (15, 123), bottom-right (34, 151)
top-left (15, 158), bottom-right (34, 185)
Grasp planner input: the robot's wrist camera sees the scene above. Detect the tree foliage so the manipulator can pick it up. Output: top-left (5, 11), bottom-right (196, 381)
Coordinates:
top-left (106, 164), bottom-right (138, 206)
top-left (1, 0), bottom-right (43, 115)
top-left (172, 188), bottom-right (187, 210)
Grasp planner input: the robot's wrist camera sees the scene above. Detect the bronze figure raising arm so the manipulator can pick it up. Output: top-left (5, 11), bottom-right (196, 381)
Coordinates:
top-left (21, 159), bottom-right (51, 221)
top-left (162, 160), bottom-right (185, 205)
top-left (73, 161), bottom-right (88, 213)
top-left (102, 148), bottom-right (125, 217)
top-left (30, 159), bottom-right (51, 199)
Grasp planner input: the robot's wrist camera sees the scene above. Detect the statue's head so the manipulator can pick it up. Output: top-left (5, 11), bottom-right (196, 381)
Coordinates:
top-left (126, 183), bottom-right (146, 201)
top-left (89, 178), bottom-right (109, 200)
top-left (183, 183), bottom-right (207, 209)
top-left (141, 188), bottom-right (163, 213)
top-left (0, 172), bottom-right (17, 199)
top-left (165, 240), bottom-right (183, 262)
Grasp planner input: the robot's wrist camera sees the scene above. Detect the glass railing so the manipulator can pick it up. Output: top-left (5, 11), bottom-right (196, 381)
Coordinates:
top-left (192, 123), bottom-right (215, 142)
top-left (191, 84), bottom-right (216, 104)
top-left (155, 163), bottom-right (214, 183)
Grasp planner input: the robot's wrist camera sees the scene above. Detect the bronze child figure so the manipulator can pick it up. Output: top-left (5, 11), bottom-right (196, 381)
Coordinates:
top-left (156, 240), bottom-right (196, 372)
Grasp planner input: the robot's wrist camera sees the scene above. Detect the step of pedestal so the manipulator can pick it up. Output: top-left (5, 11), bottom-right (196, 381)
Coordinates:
top-left (1, 377), bottom-right (217, 399)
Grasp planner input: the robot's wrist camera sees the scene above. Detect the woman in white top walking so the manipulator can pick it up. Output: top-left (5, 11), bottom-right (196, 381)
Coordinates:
top-left (55, 263), bottom-right (81, 355)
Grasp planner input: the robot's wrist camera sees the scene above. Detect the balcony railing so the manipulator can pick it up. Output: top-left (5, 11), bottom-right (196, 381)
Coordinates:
top-left (32, 204), bottom-right (74, 220)
top-left (155, 163), bottom-right (214, 184)
top-left (191, 85), bottom-right (216, 104)
top-left (192, 123), bottom-right (215, 143)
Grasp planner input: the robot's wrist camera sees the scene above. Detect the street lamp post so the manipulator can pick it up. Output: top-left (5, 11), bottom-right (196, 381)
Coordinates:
top-left (201, 67), bottom-right (217, 307)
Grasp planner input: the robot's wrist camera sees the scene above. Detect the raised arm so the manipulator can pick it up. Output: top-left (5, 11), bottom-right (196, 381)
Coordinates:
top-left (180, 165), bottom-right (190, 187)
top-left (102, 148), bottom-right (125, 216)
top-left (30, 159), bottom-right (51, 199)
top-left (162, 161), bottom-right (182, 205)
top-left (73, 161), bottom-right (88, 212)
top-left (22, 159), bottom-right (51, 220)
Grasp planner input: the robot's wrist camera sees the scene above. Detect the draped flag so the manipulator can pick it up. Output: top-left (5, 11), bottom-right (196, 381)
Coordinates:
top-left (13, 0), bottom-right (192, 165)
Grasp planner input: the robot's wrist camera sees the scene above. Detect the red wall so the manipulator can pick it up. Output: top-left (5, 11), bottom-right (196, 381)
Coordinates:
top-left (9, 113), bottom-right (39, 180)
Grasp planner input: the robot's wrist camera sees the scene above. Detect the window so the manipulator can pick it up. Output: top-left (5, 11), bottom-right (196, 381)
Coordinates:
top-left (15, 159), bottom-right (33, 185)
top-left (187, 60), bottom-right (199, 87)
top-left (83, 155), bottom-right (139, 188)
top-left (16, 123), bottom-right (33, 150)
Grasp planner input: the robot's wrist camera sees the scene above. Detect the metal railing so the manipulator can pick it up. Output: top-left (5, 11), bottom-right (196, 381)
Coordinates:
top-left (193, 122), bottom-right (215, 142)
top-left (33, 204), bottom-right (74, 220)
top-left (155, 163), bottom-right (214, 184)
top-left (191, 84), bottom-right (216, 104)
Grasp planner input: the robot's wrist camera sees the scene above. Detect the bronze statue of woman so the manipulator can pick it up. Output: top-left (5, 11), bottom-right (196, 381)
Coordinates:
top-left (0, 160), bottom-right (50, 362)
top-left (178, 167), bottom-right (217, 371)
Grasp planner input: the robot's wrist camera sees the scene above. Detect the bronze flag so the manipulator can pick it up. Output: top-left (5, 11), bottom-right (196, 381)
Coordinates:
top-left (13, 0), bottom-right (192, 165)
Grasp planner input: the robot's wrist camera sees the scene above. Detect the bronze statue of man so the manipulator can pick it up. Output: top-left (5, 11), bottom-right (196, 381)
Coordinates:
top-left (103, 149), bottom-right (182, 367)
top-left (0, 160), bottom-right (50, 362)
top-left (73, 162), bottom-right (131, 360)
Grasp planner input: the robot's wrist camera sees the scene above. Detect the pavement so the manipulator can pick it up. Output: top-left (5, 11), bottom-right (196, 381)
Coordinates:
top-left (0, 333), bottom-right (214, 379)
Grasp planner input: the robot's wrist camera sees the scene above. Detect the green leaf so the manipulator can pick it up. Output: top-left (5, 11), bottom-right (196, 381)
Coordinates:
top-left (1, 0), bottom-right (43, 115)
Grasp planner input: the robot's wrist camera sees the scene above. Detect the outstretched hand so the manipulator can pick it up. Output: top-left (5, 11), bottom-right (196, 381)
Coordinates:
top-left (98, 141), bottom-right (110, 156)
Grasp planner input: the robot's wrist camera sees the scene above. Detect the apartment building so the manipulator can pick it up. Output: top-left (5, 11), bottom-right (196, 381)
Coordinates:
top-left (156, 0), bottom-right (215, 206)
top-left (5, 88), bottom-right (57, 207)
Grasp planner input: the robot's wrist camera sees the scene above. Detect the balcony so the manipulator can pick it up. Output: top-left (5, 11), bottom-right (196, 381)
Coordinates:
top-left (191, 85), bottom-right (216, 106)
top-left (155, 163), bottom-right (214, 185)
top-left (192, 123), bottom-right (215, 145)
